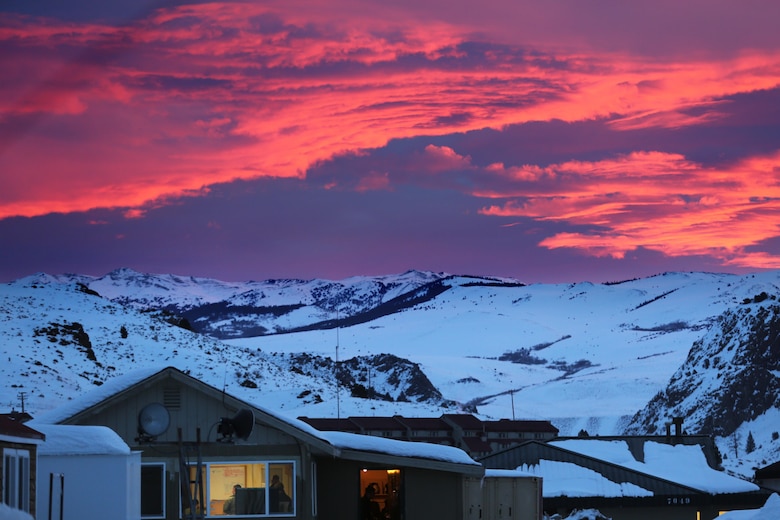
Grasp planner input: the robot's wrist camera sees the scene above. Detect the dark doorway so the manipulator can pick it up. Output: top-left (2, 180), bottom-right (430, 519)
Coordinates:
top-left (359, 469), bottom-right (402, 520)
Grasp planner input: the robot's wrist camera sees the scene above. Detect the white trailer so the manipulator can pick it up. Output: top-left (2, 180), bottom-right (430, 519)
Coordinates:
top-left (464, 469), bottom-right (543, 520)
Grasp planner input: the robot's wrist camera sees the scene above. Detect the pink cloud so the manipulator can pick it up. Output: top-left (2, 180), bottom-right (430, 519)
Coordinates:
top-left (1, 0), bottom-right (780, 229)
top-left (478, 150), bottom-right (780, 267)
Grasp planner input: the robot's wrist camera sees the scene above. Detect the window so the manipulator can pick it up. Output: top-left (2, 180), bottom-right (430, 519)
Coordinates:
top-left (141, 463), bottom-right (166, 518)
top-left (186, 461), bottom-right (295, 517)
top-left (3, 448), bottom-right (31, 512)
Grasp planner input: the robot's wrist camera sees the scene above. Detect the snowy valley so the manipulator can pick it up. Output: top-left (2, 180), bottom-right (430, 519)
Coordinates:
top-left (2, 269), bottom-right (780, 481)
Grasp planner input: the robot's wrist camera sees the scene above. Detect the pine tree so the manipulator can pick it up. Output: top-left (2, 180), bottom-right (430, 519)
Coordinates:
top-left (746, 431), bottom-right (756, 454)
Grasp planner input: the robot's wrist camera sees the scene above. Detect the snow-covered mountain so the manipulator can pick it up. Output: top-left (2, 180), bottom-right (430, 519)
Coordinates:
top-left (3, 268), bottom-right (780, 479)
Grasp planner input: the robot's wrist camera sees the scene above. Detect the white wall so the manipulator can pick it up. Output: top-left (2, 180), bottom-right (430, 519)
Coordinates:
top-left (37, 452), bottom-right (141, 520)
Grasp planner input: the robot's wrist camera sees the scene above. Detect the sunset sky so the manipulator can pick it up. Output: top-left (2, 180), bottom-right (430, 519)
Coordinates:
top-left (2, 0), bottom-right (780, 283)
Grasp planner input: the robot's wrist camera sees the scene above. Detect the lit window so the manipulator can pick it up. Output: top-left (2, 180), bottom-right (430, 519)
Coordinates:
top-left (185, 461), bottom-right (295, 517)
top-left (3, 448), bottom-right (31, 512)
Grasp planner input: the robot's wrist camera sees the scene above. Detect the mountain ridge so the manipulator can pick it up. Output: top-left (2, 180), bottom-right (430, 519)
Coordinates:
top-left (4, 268), bottom-right (780, 479)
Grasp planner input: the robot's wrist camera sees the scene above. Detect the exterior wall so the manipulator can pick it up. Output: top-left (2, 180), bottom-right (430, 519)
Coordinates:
top-left (758, 477), bottom-right (780, 492)
top-left (141, 444), bottom-right (308, 520)
top-left (55, 370), bottom-right (483, 520)
top-left (68, 378), bottom-right (292, 447)
top-left (1, 439), bottom-right (38, 518)
top-left (36, 452), bottom-right (141, 520)
top-left (482, 476), bottom-right (542, 520)
top-left (404, 468), bottom-right (462, 520)
top-left (314, 458), bottom-right (469, 520)
top-left (463, 476), bottom-right (542, 520)
top-left (314, 457), bottom-right (362, 520)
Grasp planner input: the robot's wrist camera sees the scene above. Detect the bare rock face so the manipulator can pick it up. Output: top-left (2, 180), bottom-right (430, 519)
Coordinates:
top-left (625, 301), bottom-right (780, 438)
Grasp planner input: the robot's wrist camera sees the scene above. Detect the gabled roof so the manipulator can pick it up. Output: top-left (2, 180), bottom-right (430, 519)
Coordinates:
top-left (35, 366), bottom-right (482, 476)
top-left (0, 415), bottom-right (45, 443)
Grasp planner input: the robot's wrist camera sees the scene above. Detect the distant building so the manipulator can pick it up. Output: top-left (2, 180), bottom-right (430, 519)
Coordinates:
top-left (755, 461), bottom-right (780, 492)
top-left (479, 436), bottom-right (770, 520)
top-left (298, 414), bottom-right (558, 458)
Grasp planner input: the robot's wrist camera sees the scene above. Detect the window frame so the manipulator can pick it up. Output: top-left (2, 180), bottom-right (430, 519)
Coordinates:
top-left (3, 448), bottom-right (31, 513)
top-left (185, 460), bottom-right (296, 518)
top-left (140, 462), bottom-right (166, 519)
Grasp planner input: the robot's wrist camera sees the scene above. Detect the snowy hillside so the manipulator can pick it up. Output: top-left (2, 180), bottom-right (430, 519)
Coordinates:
top-left (625, 299), bottom-right (780, 474)
top-left (3, 269), bottom-right (780, 478)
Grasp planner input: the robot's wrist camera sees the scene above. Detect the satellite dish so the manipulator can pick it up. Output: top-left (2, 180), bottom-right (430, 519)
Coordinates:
top-left (138, 403), bottom-right (170, 439)
top-left (218, 408), bottom-right (255, 441)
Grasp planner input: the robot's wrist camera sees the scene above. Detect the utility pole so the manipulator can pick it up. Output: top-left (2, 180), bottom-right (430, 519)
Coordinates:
top-left (510, 390), bottom-right (515, 421)
top-left (335, 307), bottom-right (340, 419)
top-left (18, 391), bottom-right (27, 413)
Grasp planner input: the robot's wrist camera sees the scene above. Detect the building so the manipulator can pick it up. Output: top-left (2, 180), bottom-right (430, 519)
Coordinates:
top-left (479, 437), bottom-right (771, 520)
top-left (32, 424), bottom-right (140, 520)
top-left (299, 414), bottom-right (558, 459)
top-left (33, 366), bottom-right (492, 520)
top-left (0, 415), bottom-right (45, 517)
top-left (756, 461), bottom-right (780, 492)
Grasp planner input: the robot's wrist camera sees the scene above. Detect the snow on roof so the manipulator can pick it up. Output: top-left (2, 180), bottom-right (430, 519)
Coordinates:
top-left (33, 366), bottom-right (166, 425)
top-left (318, 430), bottom-right (480, 467)
top-left (551, 439), bottom-right (759, 494)
top-left (31, 424), bottom-right (131, 456)
top-left (717, 493), bottom-right (780, 520)
top-left (518, 460), bottom-right (652, 498)
top-left (484, 468), bottom-right (538, 479)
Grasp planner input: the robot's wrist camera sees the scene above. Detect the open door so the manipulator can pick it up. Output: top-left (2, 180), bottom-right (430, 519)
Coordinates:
top-left (359, 468), bottom-right (402, 520)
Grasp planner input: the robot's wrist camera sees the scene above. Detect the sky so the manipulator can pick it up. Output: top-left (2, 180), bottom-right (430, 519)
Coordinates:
top-left (2, 0), bottom-right (780, 283)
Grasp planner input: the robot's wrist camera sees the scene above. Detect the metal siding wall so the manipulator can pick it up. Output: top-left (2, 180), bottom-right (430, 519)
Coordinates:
top-left (404, 468), bottom-right (461, 520)
top-left (315, 457), bottom-right (361, 520)
top-left (72, 379), bottom-right (294, 446)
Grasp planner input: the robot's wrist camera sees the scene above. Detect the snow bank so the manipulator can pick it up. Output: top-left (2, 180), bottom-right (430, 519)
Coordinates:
top-left (0, 504), bottom-right (33, 520)
top-left (519, 460), bottom-right (651, 498)
top-left (717, 493), bottom-right (780, 520)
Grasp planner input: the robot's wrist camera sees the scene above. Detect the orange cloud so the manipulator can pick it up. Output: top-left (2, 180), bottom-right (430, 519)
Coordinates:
top-left (479, 150), bottom-right (780, 267)
top-left (1, 2), bottom-right (780, 223)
